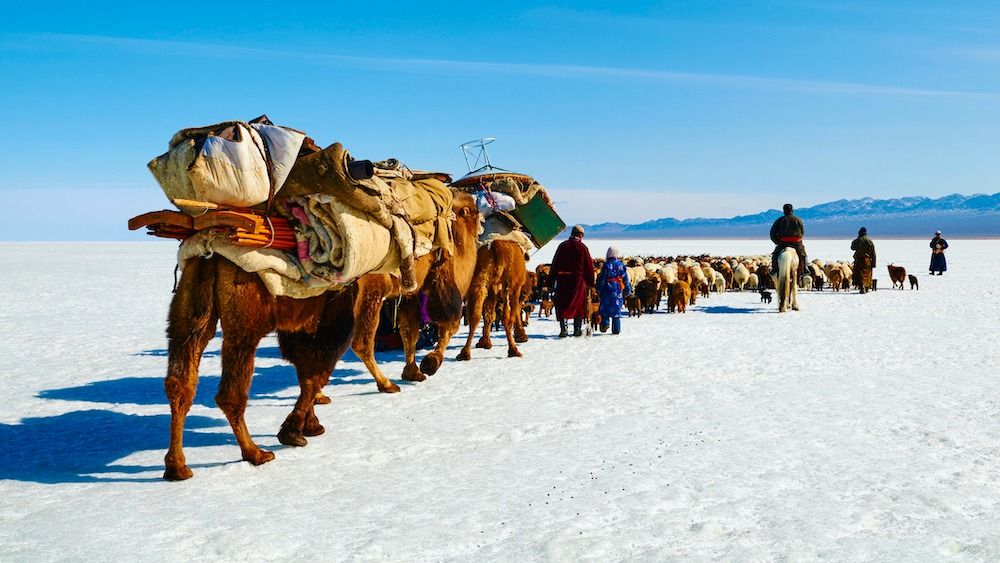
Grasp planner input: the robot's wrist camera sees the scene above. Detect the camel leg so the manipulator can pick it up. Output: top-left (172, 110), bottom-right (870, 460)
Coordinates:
top-left (351, 277), bottom-right (401, 393)
top-left (421, 317), bottom-right (458, 375)
top-left (163, 259), bottom-right (219, 481)
top-left (213, 264), bottom-right (277, 467)
top-left (503, 286), bottom-right (523, 358)
top-left (476, 292), bottom-right (496, 350)
top-left (276, 291), bottom-right (356, 446)
top-left (457, 282), bottom-right (486, 361)
top-left (397, 296), bottom-right (427, 382)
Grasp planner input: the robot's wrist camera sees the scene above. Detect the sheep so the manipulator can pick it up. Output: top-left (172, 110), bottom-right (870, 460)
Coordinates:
top-left (732, 264), bottom-right (750, 291)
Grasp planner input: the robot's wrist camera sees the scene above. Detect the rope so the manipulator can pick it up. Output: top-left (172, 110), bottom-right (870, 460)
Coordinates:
top-left (262, 215), bottom-right (275, 249)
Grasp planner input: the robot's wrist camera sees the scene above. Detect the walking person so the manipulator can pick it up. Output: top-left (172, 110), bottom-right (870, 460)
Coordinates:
top-left (851, 227), bottom-right (876, 293)
top-left (770, 203), bottom-right (808, 280)
top-left (550, 225), bottom-right (595, 337)
top-left (929, 230), bottom-right (948, 275)
top-left (595, 247), bottom-right (632, 335)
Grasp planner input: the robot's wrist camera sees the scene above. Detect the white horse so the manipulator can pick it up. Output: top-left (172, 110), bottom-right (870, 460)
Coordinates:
top-left (772, 247), bottom-right (799, 312)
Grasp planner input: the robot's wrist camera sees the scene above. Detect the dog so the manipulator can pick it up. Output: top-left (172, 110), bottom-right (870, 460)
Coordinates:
top-left (760, 289), bottom-right (772, 304)
top-left (908, 274), bottom-right (919, 290)
top-left (538, 289), bottom-right (554, 318)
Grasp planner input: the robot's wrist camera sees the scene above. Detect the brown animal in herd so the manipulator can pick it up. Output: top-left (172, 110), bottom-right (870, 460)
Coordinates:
top-left (698, 282), bottom-right (709, 299)
top-left (887, 263), bottom-right (907, 290)
top-left (908, 274), bottom-right (919, 290)
top-left (458, 240), bottom-right (529, 360)
top-left (588, 287), bottom-right (603, 331)
top-left (161, 192), bottom-right (483, 481)
top-left (669, 281), bottom-right (692, 313)
top-left (625, 294), bottom-right (641, 317)
top-left (827, 268), bottom-right (843, 292)
top-left (538, 288), bottom-right (555, 318)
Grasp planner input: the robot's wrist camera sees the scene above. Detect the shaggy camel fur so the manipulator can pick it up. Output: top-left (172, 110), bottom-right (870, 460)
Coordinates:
top-left (163, 257), bottom-right (356, 480)
top-left (668, 281), bottom-right (692, 313)
top-left (457, 240), bottom-right (529, 360)
top-left (344, 193), bottom-right (481, 396)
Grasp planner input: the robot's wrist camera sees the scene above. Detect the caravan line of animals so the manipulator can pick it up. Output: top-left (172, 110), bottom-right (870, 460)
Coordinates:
top-left (130, 118), bottom-right (918, 480)
top-left (531, 252), bottom-right (917, 326)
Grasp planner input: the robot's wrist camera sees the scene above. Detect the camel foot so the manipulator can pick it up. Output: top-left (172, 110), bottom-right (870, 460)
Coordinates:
top-left (475, 338), bottom-right (493, 350)
top-left (456, 348), bottom-right (471, 361)
top-left (508, 348), bottom-right (523, 358)
top-left (514, 331), bottom-right (528, 344)
top-left (303, 420), bottom-right (325, 437)
top-left (278, 426), bottom-right (308, 447)
top-left (163, 464), bottom-right (193, 481)
top-left (403, 364), bottom-right (427, 381)
top-left (313, 391), bottom-right (332, 405)
top-left (244, 448), bottom-right (276, 465)
top-left (419, 353), bottom-right (443, 376)
top-left (377, 381), bottom-right (402, 393)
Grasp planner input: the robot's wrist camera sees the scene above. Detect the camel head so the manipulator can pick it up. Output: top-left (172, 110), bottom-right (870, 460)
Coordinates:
top-left (450, 191), bottom-right (481, 249)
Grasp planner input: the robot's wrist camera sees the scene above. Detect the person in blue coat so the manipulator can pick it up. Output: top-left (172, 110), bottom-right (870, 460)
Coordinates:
top-left (595, 247), bottom-right (632, 334)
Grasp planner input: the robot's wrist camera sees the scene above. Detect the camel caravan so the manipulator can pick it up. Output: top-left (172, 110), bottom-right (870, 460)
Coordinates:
top-left (129, 119), bottom-right (564, 480)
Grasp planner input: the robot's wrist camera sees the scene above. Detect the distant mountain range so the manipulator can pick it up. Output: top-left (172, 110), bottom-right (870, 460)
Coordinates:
top-left (583, 192), bottom-right (1000, 238)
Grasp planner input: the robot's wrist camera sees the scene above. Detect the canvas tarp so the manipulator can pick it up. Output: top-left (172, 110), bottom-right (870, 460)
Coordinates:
top-left (147, 117), bottom-right (305, 212)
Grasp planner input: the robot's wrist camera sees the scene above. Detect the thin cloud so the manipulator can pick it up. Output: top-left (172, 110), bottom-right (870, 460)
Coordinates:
top-left (5, 32), bottom-right (998, 100)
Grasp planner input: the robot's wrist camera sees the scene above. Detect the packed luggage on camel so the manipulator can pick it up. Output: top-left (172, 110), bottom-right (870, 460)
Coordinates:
top-left (129, 117), bottom-right (565, 480)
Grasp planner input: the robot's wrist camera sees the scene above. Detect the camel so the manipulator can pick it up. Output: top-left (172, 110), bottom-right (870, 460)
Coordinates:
top-left (457, 240), bottom-right (529, 360)
top-left (340, 192), bottom-right (481, 395)
top-left (163, 256), bottom-right (357, 480)
top-left (772, 247), bottom-right (800, 313)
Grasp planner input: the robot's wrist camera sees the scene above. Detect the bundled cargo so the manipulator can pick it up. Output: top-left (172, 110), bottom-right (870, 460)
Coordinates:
top-left (135, 116), bottom-right (457, 297)
top-left (451, 168), bottom-right (565, 252)
top-left (147, 115), bottom-right (305, 213)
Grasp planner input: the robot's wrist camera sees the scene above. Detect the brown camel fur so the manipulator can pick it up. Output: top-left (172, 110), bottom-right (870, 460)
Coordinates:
top-left (457, 240), bottom-right (529, 360)
top-left (339, 192), bottom-right (482, 396)
top-left (163, 256), bottom-right (356, 481)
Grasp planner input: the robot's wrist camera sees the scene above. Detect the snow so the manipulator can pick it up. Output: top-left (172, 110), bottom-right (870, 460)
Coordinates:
top-left (1, 238), bottom-right (999, 561)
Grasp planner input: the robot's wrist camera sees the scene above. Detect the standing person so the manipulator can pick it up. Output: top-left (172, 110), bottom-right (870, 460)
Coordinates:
top-left (929, 230), bottom-right (949, 275)
top-left (851, 227), bottom-right (876, 293)
top-left (550, 225), bottom-right (595, 337)
top-left (596, 247), bottom-right (632, 335)
top-left (770, 203), bottom-right (807, 280)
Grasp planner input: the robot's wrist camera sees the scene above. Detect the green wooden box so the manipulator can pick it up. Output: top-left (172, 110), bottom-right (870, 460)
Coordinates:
top-left (511, 192), bottom-right (566, 248)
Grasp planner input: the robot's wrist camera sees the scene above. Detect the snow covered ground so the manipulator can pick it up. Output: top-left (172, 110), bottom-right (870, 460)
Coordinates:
top-left (1, 238), bottom-right (998, 561)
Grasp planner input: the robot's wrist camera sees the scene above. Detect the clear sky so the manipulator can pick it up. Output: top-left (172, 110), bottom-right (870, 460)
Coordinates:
top-left (2, 1), bottom-right (1000, 240)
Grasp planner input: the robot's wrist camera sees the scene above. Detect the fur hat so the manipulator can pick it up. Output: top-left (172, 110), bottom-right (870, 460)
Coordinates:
top-left (571, 225), bottom-right (585, 237)
top-left (858, 227), bottom-right (867, 235)
top-left (606, 246), bottom-right (621, 259)
top-left (935, 230), bottom-right (942, 235)
top-left (782, 203), bottom-right (794, 214)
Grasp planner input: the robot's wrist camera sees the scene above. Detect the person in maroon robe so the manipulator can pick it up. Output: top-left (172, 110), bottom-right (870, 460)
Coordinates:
top-left (550, 225), bottom-right (595, 337)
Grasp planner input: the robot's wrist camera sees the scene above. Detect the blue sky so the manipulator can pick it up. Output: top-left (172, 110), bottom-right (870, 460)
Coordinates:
top-left (2, 1), bottom-right (1000, 240)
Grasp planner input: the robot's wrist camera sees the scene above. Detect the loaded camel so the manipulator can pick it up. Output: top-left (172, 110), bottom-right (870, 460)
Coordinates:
top-left (457, 240), bottom-right (530, 360)
top-left (164, 255), bottom-right (357, 480)
top-left (333, 192), bottom-right (482, 396)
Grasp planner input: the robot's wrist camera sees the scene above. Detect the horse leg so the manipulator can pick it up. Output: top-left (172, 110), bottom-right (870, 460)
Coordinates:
top-left (163, 258), bottom-right (219, 481)
top-left (351, 276), bottom-right (401, 393)
top-left (397, 296), bottom-right (427, 382)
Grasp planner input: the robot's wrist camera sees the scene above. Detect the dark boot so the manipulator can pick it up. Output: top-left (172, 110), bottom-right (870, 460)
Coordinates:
top-left (572, 318), bottom-right (583, 337)
top-left (558, 319), bottom-right (568, 338)
top-left (611, 317), bottom-right (621, 335)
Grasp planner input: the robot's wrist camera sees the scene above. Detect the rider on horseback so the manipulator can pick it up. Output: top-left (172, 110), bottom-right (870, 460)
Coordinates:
top-left (770, 203), bottom-right (807, 280)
